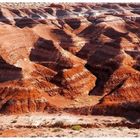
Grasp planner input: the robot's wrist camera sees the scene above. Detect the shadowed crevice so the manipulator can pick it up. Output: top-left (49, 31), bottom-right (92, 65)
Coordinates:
top-left (0, 56), bottom-right (22, 82)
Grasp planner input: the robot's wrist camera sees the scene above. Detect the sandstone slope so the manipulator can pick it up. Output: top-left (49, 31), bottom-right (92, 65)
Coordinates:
top-left (0, 3), bottom-right (140, 118)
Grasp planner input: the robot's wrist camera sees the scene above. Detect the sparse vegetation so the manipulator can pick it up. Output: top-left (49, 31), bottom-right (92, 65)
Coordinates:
top-left (52, 121), bottom-right (64, 128)
top-left (52, 128), bottom-right (62, 132)
top-left (71, 125), bottom-right (82, 131)
top-left (11, 120), bottom-right (17, 123)
top-left (79, 118), bottom-right (83, 121)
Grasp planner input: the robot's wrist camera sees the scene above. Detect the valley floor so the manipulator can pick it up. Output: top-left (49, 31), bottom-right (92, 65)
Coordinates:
top-left (0, 113), bottom-right (140, 137)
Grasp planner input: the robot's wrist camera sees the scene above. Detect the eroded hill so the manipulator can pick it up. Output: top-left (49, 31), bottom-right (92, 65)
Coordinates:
top-left (0, 3), bottom-right (140, 119)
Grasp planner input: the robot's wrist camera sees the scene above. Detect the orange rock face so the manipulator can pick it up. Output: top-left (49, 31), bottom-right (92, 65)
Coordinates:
top-left (0, 3), bottom-right (140, 117)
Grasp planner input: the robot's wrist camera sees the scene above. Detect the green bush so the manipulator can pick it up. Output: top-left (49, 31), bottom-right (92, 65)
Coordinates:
top-left (71, 125), bottom-right (82, 131)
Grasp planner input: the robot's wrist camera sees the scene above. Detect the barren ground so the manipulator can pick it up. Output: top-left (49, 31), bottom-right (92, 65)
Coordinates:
top-left (0, 113), bottom-right (140, 137)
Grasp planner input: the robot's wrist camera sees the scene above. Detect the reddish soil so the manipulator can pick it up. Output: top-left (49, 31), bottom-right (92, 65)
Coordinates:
top-left (0, 3), bottom-right (140, 137)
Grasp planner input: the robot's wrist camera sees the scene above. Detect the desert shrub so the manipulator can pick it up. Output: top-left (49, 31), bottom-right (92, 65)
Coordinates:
top-left (71, 125), bottom-right (82, 131)
top-left (52, 121), bottom-right (64, 128)
top-left (52, 128), bottom-right (62, 132)
top-left (11, 120), bottom-right (17, 123)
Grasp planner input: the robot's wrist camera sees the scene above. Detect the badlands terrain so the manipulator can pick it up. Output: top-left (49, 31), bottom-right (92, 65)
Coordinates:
top-left (0, 2), bottom-right (140, 137)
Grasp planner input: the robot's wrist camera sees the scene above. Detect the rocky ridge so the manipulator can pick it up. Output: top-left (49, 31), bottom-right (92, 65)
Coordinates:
top-left (0, 3), bottom-right (140, 119)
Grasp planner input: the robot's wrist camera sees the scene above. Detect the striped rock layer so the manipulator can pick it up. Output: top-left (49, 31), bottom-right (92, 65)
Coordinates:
top-left (0, 3), bottom-right (140, 117)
